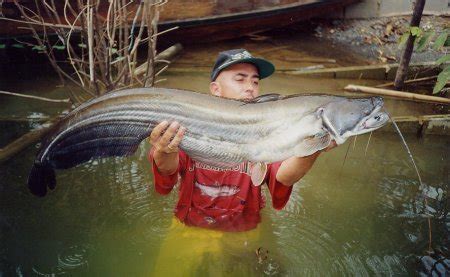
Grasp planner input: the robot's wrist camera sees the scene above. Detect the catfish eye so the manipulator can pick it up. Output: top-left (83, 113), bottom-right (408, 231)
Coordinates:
top-left (374, 115), bottom-right (381, 121)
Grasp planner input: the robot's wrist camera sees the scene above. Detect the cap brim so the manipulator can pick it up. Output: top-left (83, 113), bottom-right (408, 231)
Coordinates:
top-left (216, 57), bottom-right (275, 79)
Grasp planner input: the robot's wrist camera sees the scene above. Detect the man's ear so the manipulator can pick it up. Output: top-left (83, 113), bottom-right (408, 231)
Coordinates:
top-left (210, 81), bottom-right (221, 97)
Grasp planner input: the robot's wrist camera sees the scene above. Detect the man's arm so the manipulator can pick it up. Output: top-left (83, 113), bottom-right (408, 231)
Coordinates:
top-left (276, 141), bottom-right (337, 186)
top-left (149, 121), bottom-right (185, 175)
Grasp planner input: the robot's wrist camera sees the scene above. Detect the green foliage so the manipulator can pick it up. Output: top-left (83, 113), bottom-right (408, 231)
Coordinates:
top-left (416, 30), bottom-right (434, 52)
top-left (436, 54), bottom-right (450, 65)
top-left (32, 45), bottom-right (46, 51)
top-left (398, 32), bottom-right (410, 47)
top-left (433, 32), bottom-right (448, 50)
top-left (11, 43), bottom-right (25, 49)
top-left (410, 27), bottom-right (422, 37)
top-left (433, 66), bottom-right (450, 94)
top-left (52, 45), bottom-right (66, 50)
top-left (399, 27), bottom-right (450, 94)
top-left (429, 29), bottom-right (450, 94)
top-left (399, 27), bottom-right (449, 52)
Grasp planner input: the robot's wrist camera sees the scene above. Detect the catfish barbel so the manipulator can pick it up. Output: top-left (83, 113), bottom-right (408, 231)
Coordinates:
top-left (28, 87), bottom-right (389, 196)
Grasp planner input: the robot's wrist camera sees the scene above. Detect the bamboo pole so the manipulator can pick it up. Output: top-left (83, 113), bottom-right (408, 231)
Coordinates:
top-left (0, 113), bottom-right (64, 164)
top-left (0, 17), bottom-right (82, 30)
top-left (279, 57), bottom-right (337, 64)
top-left (0, 90), bottom-right (71, 103)
top-left (0, 124), bottom-right (55, 163)
top-left (0, 117), bottom-right (49, 123)
top-left (344, 84), bottom-right (450, 104)
top-left (376, 76), bottom-right (437, 88)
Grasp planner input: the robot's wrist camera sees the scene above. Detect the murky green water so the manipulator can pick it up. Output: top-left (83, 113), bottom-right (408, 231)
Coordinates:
top-left (1, 38), bottom-right (449, 276)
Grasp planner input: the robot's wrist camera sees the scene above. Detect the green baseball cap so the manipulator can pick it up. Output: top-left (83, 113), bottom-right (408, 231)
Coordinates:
top-left (211, 49), bottom-right (275, 81)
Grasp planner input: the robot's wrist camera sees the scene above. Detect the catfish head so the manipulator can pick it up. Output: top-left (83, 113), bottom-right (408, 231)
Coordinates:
top-left (318, 96), bottom-right (389, 144)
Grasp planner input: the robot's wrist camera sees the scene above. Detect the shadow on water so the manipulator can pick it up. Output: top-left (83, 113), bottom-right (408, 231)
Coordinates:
top-left (1, 31), bottom-right (449, 276)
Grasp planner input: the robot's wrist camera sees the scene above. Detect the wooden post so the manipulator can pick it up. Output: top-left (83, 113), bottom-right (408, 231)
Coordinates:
top-left (394, 0), bottom-right (426, 90)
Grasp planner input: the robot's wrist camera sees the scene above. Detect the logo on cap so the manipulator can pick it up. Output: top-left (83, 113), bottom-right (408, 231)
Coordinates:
top-left (230, 50), bottom-right (253, 60)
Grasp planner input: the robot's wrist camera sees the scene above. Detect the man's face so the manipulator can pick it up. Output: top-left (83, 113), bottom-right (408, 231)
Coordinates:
top-left (210, 63), bottom-right (260, 100)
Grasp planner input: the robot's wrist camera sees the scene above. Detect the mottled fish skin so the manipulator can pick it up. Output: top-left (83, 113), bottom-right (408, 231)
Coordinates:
top-left (28, 87), bottom-right (387, 196)
top-left (37, 88), bottom-right (336, 166)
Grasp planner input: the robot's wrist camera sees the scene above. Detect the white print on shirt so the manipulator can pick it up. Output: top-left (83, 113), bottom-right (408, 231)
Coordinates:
top-left (189, 161), bottom-right (251, 175)
top-left (195, 181), bottom-right (240, 198)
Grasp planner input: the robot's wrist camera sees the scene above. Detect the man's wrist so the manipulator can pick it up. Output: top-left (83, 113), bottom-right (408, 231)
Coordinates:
top-left (153, 148), bottom-right (178, 158)
top-left (152, 148), bottom-right (179, 176)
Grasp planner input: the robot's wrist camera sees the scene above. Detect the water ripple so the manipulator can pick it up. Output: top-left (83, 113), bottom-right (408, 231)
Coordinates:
top-left (57, 245), bottom-right (89, 269)
top-left (273, 215), bottom-right (348, 275)
top-left (30, 245), bottom-right (89, 276)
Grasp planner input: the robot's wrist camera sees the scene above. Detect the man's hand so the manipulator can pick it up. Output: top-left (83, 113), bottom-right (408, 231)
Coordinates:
top-left (149, 121), bottom-right (186, 153)
top-left (148, 121), bottom-right (186, 175)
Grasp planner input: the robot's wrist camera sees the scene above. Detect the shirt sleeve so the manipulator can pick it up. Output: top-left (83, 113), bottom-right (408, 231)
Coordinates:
top-left (266, 162), bottom-right (293, 210)
top-left (147, 148), bottom-right (186, 195)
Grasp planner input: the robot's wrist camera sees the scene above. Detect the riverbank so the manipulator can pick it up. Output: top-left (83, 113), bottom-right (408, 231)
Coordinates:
top-left (313, 15), bottom-right (449, 64)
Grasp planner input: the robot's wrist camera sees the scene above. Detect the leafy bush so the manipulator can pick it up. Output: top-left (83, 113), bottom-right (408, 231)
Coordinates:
top-left (399, 28), bottom-right (450, 94)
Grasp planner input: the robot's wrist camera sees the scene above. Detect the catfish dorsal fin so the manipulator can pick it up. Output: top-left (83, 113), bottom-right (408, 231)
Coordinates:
top-left (243, 93), bottom-right (283, 104)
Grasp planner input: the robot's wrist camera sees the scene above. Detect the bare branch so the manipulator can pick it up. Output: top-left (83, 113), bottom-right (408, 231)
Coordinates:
top-left (7, 0), bottom-right (166, 98)
top-left (0, 90), bottom-right (71, 103)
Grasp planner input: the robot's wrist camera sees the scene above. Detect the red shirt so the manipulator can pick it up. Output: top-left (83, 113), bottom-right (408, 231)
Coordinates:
top-left (148, 149), bottom-right (293, 232)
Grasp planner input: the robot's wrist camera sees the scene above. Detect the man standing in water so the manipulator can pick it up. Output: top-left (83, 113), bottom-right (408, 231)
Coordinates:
top-left (148, 49), bottom-right (335, 274)
top-left (149, 49), bottom-right (335, 231)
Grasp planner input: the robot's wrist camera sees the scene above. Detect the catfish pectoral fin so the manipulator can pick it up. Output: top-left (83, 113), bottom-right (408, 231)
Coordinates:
top-left (28, 162), bottom-right (56, 197)
top-left (250, 162), bottom-right (267, 187)
top-left (294, 132), bottom-right (332, 157)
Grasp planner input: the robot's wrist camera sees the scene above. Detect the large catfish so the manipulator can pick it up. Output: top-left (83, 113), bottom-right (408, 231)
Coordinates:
top-left (28, 88), bottom-right (389, 196)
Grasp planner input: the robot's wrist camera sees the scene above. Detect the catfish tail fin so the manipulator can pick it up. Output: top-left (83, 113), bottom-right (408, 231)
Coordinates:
top-left (28, 161), bottom-right (56, 197)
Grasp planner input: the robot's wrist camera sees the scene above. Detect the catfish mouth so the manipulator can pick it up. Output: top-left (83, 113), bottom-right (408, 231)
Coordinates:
top-left (363, 111), bottom-right (388, 129)
top-left (354, 105), bottom-right (389, 134)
